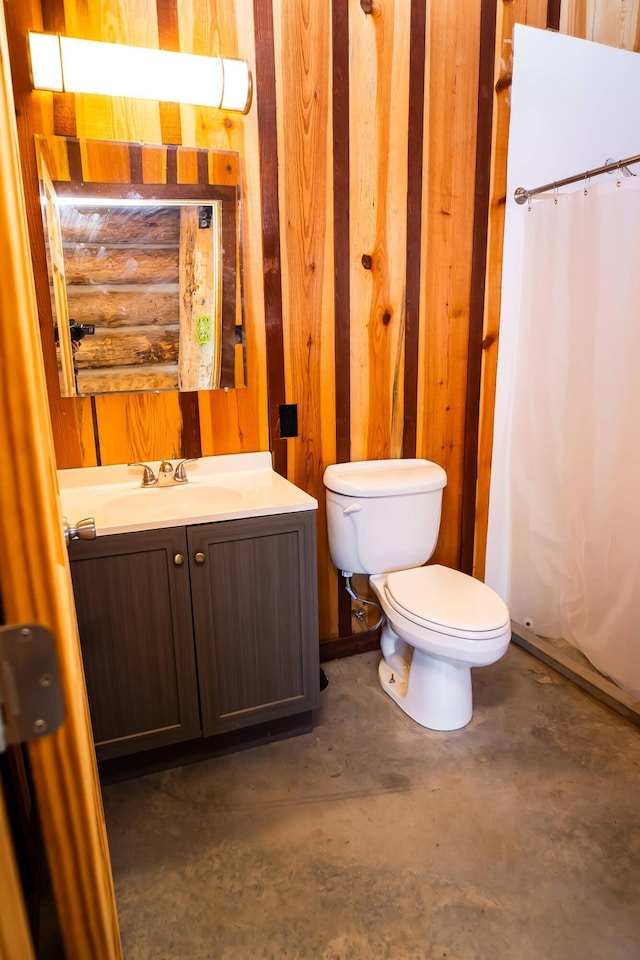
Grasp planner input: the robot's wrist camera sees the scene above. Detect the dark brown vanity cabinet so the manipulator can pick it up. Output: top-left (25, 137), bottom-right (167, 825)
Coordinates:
top-left (188, 513), bottom-right (319, 736)
top-left (69, 526), bottom-right (200, 761)
top-left (69, 511), bottom-right (319, 762)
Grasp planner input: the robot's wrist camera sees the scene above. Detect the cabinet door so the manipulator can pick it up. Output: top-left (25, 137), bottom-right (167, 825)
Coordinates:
top-left (69, 528), bottom-right (200, 760)
top-left (189, 512), bottom-right (319, 735)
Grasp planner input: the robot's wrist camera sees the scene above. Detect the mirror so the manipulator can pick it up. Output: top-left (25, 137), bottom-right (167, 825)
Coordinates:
top-left (35, 135), bottom-right (246, 396)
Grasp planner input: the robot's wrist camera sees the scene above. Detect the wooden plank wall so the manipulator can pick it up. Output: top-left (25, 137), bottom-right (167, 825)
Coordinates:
top-left (473, 0), bottom-right (549, 579)
top-left (561, 0), bottom-right (640, 48)
top-left (6, 0), bottom-right (267, 471)
top-left (9, 0), bottom-right (625, 649)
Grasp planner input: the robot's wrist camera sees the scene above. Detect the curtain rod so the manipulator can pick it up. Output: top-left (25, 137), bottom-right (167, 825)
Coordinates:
top-left (514, 153), bottom-right (640, 205)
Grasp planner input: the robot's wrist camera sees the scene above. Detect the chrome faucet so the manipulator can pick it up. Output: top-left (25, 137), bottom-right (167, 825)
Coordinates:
top-left (128, 459), bottom-right (198, 487)
top-left (157, 460), bottom-right (175, 486)
top-left (174, 458), bottom-right (197, 483)
top-left (129, 462), bottom-right (158, 486)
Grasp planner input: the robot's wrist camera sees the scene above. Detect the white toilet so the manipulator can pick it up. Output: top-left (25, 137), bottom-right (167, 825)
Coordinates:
top-left (323, 459), bottom-right (511, 731)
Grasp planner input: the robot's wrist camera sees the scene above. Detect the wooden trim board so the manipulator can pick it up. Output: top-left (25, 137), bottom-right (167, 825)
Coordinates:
top-left (461, 0), bottom-right (498, 574)
top-left (512, 624), bottom-right (640, 729)
top-left (254, 0), bottom-right (287, 477)
top-left (0, 782), bottom-right (36, 960)
top-left (0, 6), bottom-right (122, 957)
top-left (320, 629), bottom-right (381, 663)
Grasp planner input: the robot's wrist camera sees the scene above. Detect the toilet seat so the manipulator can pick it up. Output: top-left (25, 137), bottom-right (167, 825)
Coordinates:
top-left (384, 565), bottom-right (510, 641)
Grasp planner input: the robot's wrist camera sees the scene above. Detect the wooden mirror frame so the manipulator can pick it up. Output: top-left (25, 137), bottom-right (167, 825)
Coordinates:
top-left (35, 135), bottom-right (246, 396)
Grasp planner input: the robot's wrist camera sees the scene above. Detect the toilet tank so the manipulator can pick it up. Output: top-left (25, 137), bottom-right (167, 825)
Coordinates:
top-left (323, 459), bottom-right (447, 576)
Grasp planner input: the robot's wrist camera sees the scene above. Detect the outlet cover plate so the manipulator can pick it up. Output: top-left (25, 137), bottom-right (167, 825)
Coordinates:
top-left (279, 404), bottom-right (298, 439)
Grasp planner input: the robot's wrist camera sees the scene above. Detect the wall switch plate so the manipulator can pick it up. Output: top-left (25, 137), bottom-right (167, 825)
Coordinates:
top-left (279, 403), bottom-right (298, 439)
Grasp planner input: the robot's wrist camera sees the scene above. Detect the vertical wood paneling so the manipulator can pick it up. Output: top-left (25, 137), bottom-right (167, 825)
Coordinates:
top-left (332, 1), bottom-right (350, 469)
top-left (332, 0), bottom-right (353, 638)
top-left (176, 148), bottom-right (198, 184)
top-left (349, 0), bottom-right (410, 463)
top-left (560, 0), bottom-right (640, 48)
top-left (254, 0), bottom-right (288, 477)
top-left (402, 0), bottom-right (428, 460)
top-left (93, 393), bottom-right (182, 463)
top-left (141, 143), bottom-right (167, 182)
top-left (5, 0), bottom-right (97, 468)
top-left (81, 140), bottom-right (130, 181)
top-left (28, 0), bottom-right (268, 468)
top-left (156, 0), bottom-right (182, 143)
top-left (178, 0), bottom-right (268, 458)
top-left (547, 0), bottom-right (562, 28)
top-left (64, 0), bottom-right (163, 143)
top-left (272, 0), bottom-right (337, 640)
top-left (460, 0), bottom-right (498, 574)
top-left (62, 0), bottom-right (183, 463)
top-left (418, 0), bottom-right (481, 569)
top-left (560, 0), bottom-right (588, 36)
top-left (474, 0), bottom-right (569, 580)
top-left (7, 0), bottom-right (553, 644)
top-left (343, 0), bottom-right (413, 625)
top-left (591, 0), bottom-right (640, 46)
top-left (41, 133), bottom-right (71, 178)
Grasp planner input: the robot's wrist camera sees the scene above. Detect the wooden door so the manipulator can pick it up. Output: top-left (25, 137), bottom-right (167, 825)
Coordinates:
top-left (189, 512), bottom-right (320, 735)
top-left (70, 528), bottom-right (201, 760)
top-left (38, 155), bottom-right (76, 395)
top-left (0, 7), bottom-right (122, 958)
top-left (0, 780), bottom-right (36, 959)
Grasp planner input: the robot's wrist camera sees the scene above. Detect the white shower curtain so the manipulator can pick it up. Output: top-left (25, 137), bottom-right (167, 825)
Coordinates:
top-left (487, 175), bottom-right (640, 698)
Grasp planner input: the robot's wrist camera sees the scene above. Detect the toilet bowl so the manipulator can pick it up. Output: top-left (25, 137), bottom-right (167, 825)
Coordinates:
top-left (323, 459), bottom-right (511, 731)
top-left (370, 565), bottom-right (511, 730)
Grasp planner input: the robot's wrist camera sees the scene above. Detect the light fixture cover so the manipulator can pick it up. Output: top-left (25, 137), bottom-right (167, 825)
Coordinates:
top-left (27, 32), bottom-right (63, 91)
top-left (27, 32), bottom-right (252, 114)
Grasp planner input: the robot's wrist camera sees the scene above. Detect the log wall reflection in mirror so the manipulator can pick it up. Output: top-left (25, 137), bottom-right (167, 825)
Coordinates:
top-left (35, 135), bottom-right (246, 396)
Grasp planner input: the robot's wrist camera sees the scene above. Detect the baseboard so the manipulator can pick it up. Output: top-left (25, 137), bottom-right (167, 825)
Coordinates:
top-left (98, 711), bottom-right (314, 784)
top-left (319, 629), bottom-right (380, 662)
top-left (512, 623), bottom-right (640, 728)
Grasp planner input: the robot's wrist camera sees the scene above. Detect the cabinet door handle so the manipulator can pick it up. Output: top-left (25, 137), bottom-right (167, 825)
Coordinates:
top-left (173, 553), bottom-right (185, 566)
top-left (194, 552), bottom-right (206, 565)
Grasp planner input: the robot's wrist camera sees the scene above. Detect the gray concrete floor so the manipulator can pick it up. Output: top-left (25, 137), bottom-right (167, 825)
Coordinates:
top-left (102, 645), bottom-right (640, 960)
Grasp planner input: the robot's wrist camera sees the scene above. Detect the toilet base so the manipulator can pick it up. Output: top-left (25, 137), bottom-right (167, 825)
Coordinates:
top-left (378, 650), bottom-right (473, 731)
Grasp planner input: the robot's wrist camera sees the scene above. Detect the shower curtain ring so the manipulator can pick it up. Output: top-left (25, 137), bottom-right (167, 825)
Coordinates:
top-left (617, 163), bottom-right (622, 187)
top-left (584, 173), bottom-right (590, 196)
top-left (553, 184), bottom-right (558, 205)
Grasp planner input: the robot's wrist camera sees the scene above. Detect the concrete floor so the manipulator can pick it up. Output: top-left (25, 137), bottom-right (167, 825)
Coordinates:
top-left (103, 645), bottom-right (640, 960)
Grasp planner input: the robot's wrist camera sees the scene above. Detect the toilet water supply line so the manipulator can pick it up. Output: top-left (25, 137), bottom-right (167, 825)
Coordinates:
top-left (342, 574), bottom-right (386, 631)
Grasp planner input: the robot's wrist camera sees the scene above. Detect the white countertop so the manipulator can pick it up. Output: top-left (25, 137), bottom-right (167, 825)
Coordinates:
top-left (58, 452), bottom-right (317, 536)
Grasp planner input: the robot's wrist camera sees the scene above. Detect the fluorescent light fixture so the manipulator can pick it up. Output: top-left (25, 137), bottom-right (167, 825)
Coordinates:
top-left (27, 31), bottom-right (252, 114)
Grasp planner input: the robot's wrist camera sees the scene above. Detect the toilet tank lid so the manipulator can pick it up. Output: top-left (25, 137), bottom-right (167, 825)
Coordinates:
top-left (323, 459), bottom-right (447, 497)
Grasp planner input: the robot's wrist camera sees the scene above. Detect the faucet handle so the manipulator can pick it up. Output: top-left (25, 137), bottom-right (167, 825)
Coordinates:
top-left (174, 458), bottom-right (198, 483)
top-left (128, 462), bottom-right (158, 487)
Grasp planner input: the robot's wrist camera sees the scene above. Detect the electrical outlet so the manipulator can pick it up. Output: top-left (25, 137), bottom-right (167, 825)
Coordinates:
top-left (279, 403), bottom-right (298, 439)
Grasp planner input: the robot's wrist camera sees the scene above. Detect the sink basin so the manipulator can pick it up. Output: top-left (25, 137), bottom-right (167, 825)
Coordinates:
top-left (103, 484), bottom-right (242, 519)
top-left (58, 452), bottom-right (318, 536)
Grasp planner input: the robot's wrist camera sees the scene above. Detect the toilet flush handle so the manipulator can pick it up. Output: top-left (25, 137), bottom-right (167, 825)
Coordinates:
top-left (343, 503), bottom-right (362, 516)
